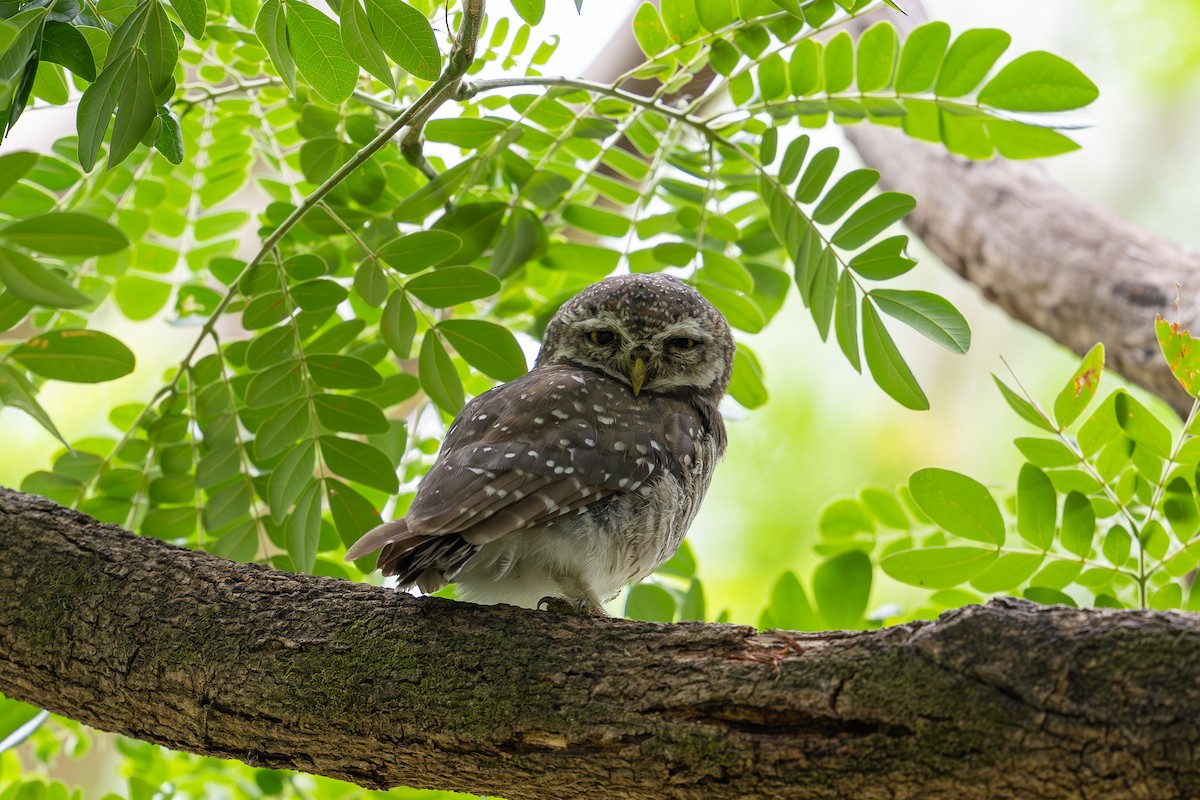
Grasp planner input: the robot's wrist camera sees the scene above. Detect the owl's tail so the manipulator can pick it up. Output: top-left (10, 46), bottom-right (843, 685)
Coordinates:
top-left (344, 518), bottom-right (412, 562)
top-left (345, 519), bottom-right (478, 592)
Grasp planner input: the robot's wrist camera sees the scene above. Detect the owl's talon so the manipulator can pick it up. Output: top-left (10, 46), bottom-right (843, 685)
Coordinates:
top-left (538, 596), bottom-right (580, 614)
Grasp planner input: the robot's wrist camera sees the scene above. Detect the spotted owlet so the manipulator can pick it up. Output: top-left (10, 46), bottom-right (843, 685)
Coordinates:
top-left (345, 274), bottom-right (734, 613)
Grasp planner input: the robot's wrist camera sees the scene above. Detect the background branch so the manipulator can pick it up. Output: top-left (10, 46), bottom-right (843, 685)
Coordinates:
top-left (843, 3), bottom-right (1198, 414)
top-left (2, 486), bottom-right (1198, 799)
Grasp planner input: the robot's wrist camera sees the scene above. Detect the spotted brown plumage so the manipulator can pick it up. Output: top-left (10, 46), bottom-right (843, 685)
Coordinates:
top-left (344, 274), bottom-right (734, 612)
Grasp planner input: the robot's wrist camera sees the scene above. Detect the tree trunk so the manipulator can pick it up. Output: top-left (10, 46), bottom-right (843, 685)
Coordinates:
top-left (1, 486), bottom-right (1197, 799)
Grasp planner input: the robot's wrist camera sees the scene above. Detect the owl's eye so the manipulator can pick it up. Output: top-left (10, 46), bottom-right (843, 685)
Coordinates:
top-left (669, 337), bottom-right (696, 350)
top-left (589, 330), bottom-right (618, 345)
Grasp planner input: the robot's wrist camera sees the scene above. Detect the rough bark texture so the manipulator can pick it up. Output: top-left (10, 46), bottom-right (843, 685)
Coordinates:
top-left (843, 4), bottom-right (1198, 414)
top-left (2, 485), bottom-right (1199, 799)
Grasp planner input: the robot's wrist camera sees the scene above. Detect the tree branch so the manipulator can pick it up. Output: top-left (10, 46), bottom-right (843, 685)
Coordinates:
top-left (1, 485), bottom-right (1197, 799)
top-left (842, 3), bottom-right (1197, 414)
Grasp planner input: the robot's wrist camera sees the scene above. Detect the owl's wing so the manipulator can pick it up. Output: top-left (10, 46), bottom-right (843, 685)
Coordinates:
top-left (345, 366), bottom-right (704, 563)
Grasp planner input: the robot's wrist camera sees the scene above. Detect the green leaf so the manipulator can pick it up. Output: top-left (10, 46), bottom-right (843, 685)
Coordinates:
top-left (625, 583), bottom-right (675, 622)
top-left (660, 0), bottom-right (700, 42)
top-left (881, 546), bottom-right (998, 589)
top-left (268, 442), bottom-right (315, 522)
top-left (245, 361), bottom-right (304, 408)
top-left (419, 331), bottom-right (464, 413)
top-left (1101, 525), bottom-right (1131, 567)
top-left (709, 37), bottom-right (738, 76)
top-left (407, 266), bottom-right (500, 308)
top-left (307, 354), bottom-right (383, 389)
top-left (818, 498), bottom-right (873, 540)
top-left (204, 480), bottom-right (253, 533)
top-left (813, 551), bottom-right (871, 628)
top-left (847, 236), bottom-right (915, 281)
top-left (1053, 343), bottom-right (1104, 429)
top-left (823, 30), bottom-right (853, 94)
top-left (166, 0), bottom-right (204, 37)
top-left (426, 117), bottom-right (511, 148)
top-left (855, 489), bottom-right (905, 531)
top-left (109, 49), bottom-right (156, 168)
top-left (113, 274), bottom-right (170, 320)
top-left (0, 211), bottom-right (128, 256)
top-left (794, 146), bottom-right (838, 204)
top-left (489, 207), bottom-right (546, 277)
top-left (381, 290), bottom-right (417, 359)
top-left (290, 278), bottom-right (348, 311)
top-left (142, 506), bottom-right (196, 539)
top-left (986, 120), bottom-right (1080, 160)
top-left (970, 551), bottom-right (1043, 593)
top-left (0, 364), bottom-right (69, 447)
top-left (1015, 437), bottom-right (1078, 469)
top-left (255, 398), bottom-right (311, 459)
top-left (856, 21), bottom-right (897, 93)
top-left (1113, 390), bottom-right (1171, 459)
top-left (728, 342), bottom-right (767, 410)
top-left (286, 481), bottom-right (322, 573)
top-left (327, 478), bottom-right (383, 550)
top-left (834, 269), bottom-right (859, 372)
top-left (1017, 463), bottom-right (1056, 550)
top-left (695, 0), bottom-right (734, 31)
top-left (0, 245), bottom-right (91, 308)
top-left (1156, 316), bottom-right (1200, 398)
top-left (762, 570), bottom-right (820, 631)
top-left (1060, 490), bottom-right (1095, 558)
top-left (76, 48), bottom-right (134, 172)
top-left (393, 158), bottom-right (476, 222)
top-left (364, 0), bottom-right (440, 80)
top-left (319, 434), bottom-right (398, 493)
top-left (143, 0), bottom-right (178, 95)
top-left (154, 106), bottom-right (184, 164)
top-left (895, 21), bottom-right (950, 93)
top-left (0, 151), bottom-right (37, 200)
top-left (42, 21), bottom-right (96, 81)
top-left (287, 1), bottom-right (359, 104)
top-left (12, 328), bottom-right (135, 383)
top-left (437, 319), bottom-right (526, 382)
top-left (909, 467), bottom-right (1005, 545)
top-left (632, 2), bottom-right (669, 57)
top-left (340, 0), bottom-right (396, 92)
top-left (831, 192), bottom-right (916, 250)
top-left (314, 393), bottom-right (389, 434)
top-left (511, 0), bottom-right (544, 25)
top-left (935, 29), bottom-right (1010, 97)
top-left (254, 0), bottom-right (296, 95)
top-left (862, 300), bottom-right (928, 411)
top-left (812, 169), bottom-right (879, 225)
top-left (992, 375), bottom-right (1055, 432)
top-left (869, 289), bottom-right (970, 354)
top-left (977, 51), bottom-right (1099, 112)
top-left (377, 229), bottom-right (461, 273)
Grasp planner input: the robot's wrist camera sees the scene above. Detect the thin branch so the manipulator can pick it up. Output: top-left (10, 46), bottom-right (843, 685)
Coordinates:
top-left (399, 0), bottom-right (486, 180)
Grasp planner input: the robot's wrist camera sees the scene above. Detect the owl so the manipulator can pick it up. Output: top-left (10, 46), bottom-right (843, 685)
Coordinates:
top-left (344, 273), bottom-right (734, 613)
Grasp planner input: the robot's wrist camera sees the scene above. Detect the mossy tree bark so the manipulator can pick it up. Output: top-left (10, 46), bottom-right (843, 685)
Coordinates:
top-left (2, 486), bottom-right (1199, 799)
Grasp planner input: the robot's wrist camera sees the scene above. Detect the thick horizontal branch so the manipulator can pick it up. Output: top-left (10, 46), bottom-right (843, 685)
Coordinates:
top-left (1, 486), bottom-right (1198, 799)
top-left (844, 4), bottom-right (1197, 414)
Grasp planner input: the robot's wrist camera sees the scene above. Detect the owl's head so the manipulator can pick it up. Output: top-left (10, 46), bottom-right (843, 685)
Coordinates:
top-left (537, 274), bottom-right (735, 403)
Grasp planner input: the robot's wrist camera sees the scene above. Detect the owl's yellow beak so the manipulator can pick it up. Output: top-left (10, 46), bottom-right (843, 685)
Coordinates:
top-left (630, 357), bottom-right (647, 397)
